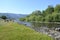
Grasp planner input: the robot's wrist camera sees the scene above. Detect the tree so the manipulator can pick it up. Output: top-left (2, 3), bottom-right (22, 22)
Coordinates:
top-left (19, 4), bottom-right (60, 22)
top-left (31, 10), bottom-right (41, 16)
top-left (42, 10), bottom-right (46, 17)
top-left (54, 13), bottom-right (60, 22)
top-left (1, 15), bottom-right (7, 20)
top-left (20, 18), bottom-right (25, 21)
top-left (45, 5), bottom-right (54, 14)
top-left (54, 4), bottom-right (60, 13)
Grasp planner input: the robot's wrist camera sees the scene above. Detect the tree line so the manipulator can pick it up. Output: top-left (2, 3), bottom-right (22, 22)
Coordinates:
top-left (20, 4), bottom-right (60, 22)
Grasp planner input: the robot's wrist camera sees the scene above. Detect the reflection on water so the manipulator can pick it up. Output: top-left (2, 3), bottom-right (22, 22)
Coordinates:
top-left (16, 20), bottom-right (60, 31)
top-left (31, 22), bottom-right (60, 28)
top-left (16, 20), bottom-right (60, 30)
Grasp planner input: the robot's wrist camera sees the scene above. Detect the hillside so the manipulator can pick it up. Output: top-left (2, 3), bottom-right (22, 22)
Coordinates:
top-left (0, 20), bottom-right (54, 40)
top-left (0, 13), bottom-right (27, 20)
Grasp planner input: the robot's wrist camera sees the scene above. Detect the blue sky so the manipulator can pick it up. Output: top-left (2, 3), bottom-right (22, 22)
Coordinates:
top-left (0, 0), bottom-right (60, 14)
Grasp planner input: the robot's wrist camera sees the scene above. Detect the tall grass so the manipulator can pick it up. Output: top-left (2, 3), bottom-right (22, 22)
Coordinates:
top-left (0, 20), bottom-right (54, 40)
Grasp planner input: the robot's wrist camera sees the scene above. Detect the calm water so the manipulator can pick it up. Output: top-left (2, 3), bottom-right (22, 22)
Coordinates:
top-left (16, 20), bottom-right (60, 31)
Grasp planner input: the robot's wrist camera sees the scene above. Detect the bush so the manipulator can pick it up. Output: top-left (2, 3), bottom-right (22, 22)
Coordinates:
top-left (1, 15), bottom-right (7, 20)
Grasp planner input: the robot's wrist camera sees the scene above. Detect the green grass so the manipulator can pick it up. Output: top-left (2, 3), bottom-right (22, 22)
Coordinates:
top-left (0, 20), bottom-right (54, 40)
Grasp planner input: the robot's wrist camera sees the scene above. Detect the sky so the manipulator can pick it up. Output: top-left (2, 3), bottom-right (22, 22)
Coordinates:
top-left (0, 0), bottom-right (60, 14)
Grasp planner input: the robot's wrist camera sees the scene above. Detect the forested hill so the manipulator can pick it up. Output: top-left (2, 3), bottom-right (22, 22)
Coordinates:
top-left (20, 4), bottom-right (60, 22)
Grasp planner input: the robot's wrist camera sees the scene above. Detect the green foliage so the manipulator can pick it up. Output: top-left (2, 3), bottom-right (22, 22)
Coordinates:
top-left (42, 11), bottom-right (46, 17)
top-left (20, 4), bottom-right (60, 22)
top-left (54, 4), bottom-right (60, 13)
top-left (45, 5), bottom-right (54, 14)
top-left (31, 10), bottom-right (41, 16)
top-left (52, 13), bottom-right (60, 22)
top-left (20, 18), bottom-right (25, 21)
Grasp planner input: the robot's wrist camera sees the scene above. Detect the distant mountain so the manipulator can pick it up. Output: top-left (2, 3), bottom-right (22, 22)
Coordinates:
top-left (0, 13), bottom-right (27, 20)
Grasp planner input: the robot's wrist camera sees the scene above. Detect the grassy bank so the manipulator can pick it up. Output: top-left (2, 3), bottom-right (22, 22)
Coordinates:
top-left (0, 20), bottom-right (54, 40)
